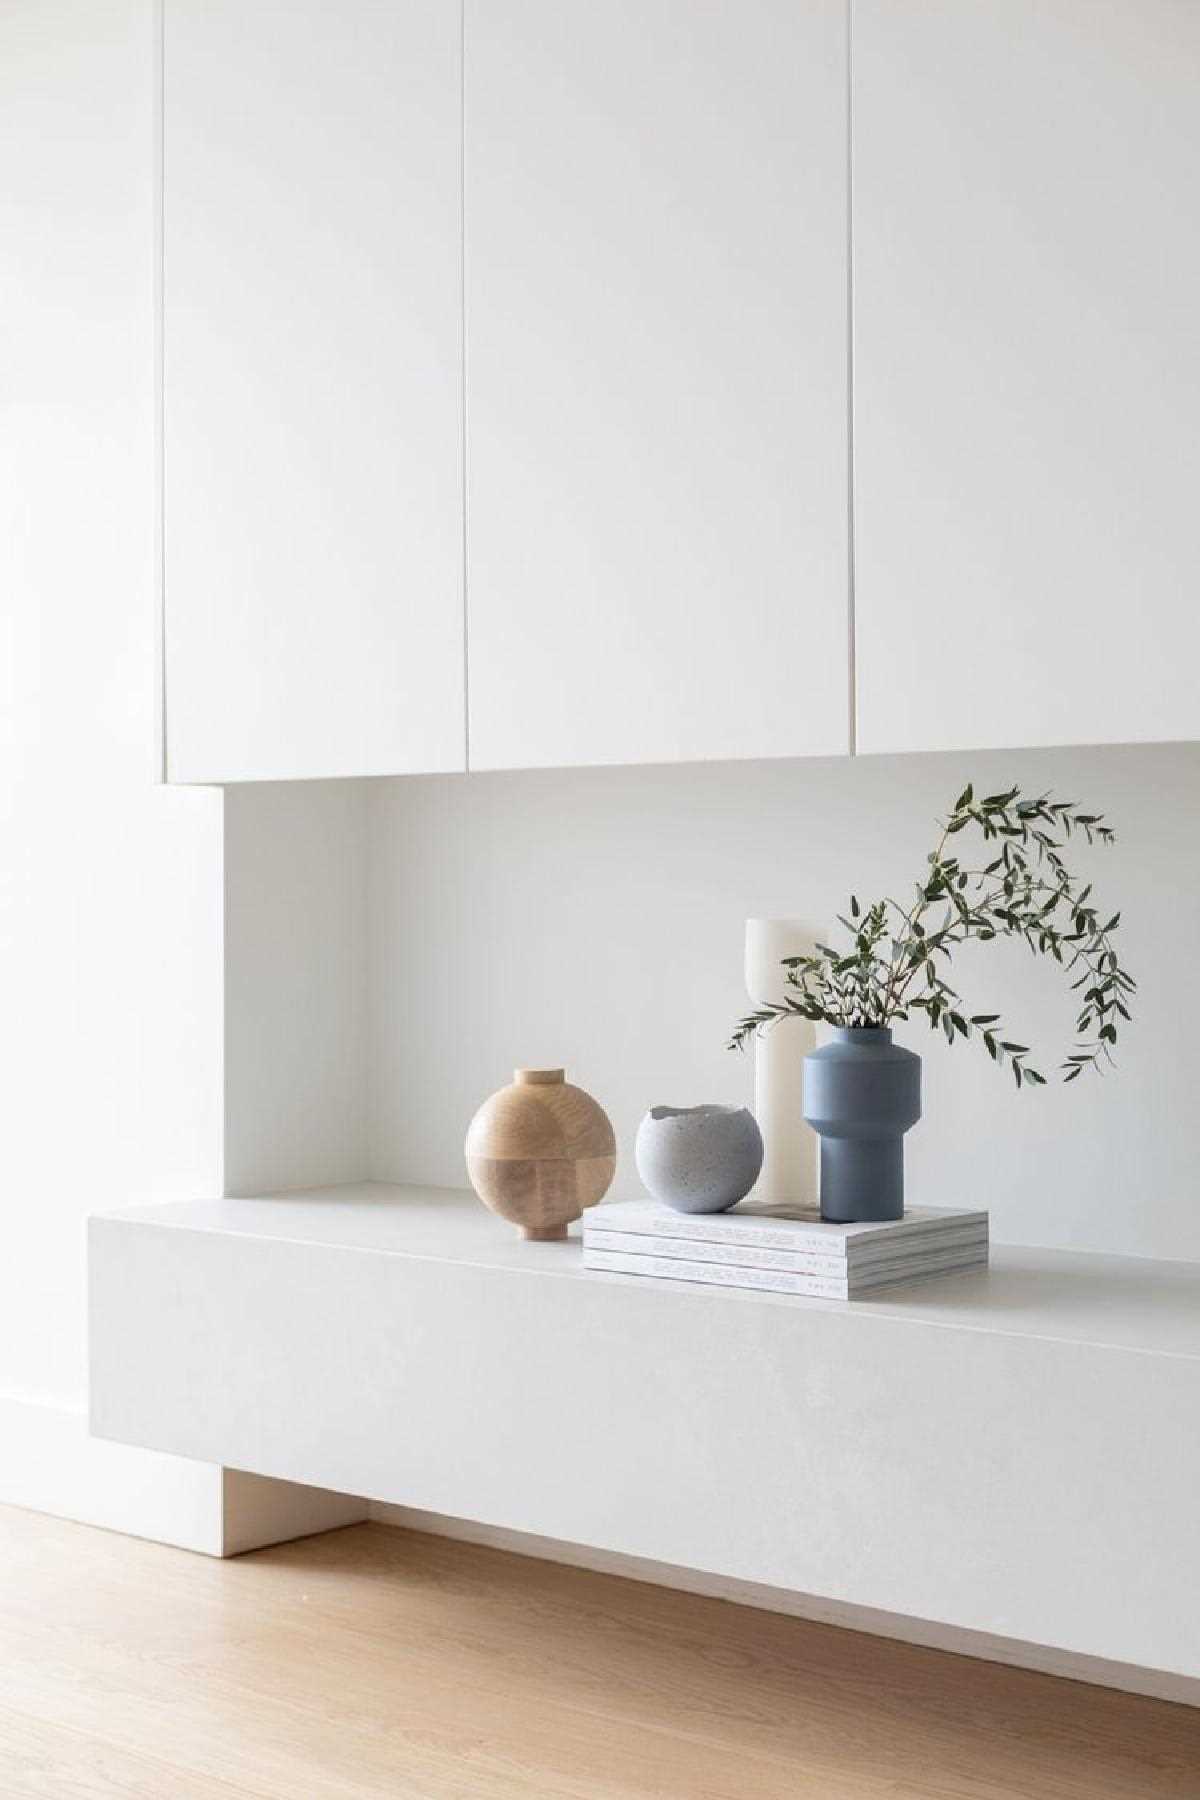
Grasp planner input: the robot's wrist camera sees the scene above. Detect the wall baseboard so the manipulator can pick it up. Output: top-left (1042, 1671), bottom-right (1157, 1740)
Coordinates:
top-left (1, 1393), bottom-right (366, 1555)
top-left (369, 1502), bottom-right (1200, 1711)
top-left (0, 1392), bottom-right (227, 1552)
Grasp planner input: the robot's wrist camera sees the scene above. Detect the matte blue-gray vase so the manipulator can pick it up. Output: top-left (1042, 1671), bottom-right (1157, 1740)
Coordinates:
top-left (802, 1027), bottom-right (921, 1222)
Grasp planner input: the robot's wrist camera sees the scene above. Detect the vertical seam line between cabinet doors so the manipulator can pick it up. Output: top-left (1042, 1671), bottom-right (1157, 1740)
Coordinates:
top-left (846, 0), bottom-right (857, 756)
top-left (154, 0), bottom-right (168, 782)
top-left (460, 0), bottom-right (470, 771)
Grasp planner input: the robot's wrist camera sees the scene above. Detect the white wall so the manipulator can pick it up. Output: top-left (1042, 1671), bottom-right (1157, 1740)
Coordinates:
top-left (224, 781), bottom-right (370, 1195)
top-left (0, 0), bottom-right (222, 1439)
top-left (369, 742), bottom-right (1200, 1263)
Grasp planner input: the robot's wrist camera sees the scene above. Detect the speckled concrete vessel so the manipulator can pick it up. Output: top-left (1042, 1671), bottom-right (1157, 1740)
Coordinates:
top-left (635, 1104), bottom-right (764, 1214)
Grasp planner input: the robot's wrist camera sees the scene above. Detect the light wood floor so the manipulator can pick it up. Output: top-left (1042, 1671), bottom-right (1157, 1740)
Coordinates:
top-left (0, 1506), bottom-right (1196, 1799)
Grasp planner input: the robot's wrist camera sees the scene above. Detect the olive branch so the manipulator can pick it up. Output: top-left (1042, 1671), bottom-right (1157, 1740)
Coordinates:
top-left (729, 784), bottom-right (1134, 1089)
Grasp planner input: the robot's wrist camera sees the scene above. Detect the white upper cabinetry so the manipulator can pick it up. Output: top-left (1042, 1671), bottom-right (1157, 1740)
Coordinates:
top-left (464, 0), bottom-right (851, 771)
top-left (853, 0), bottom-right (1200, 755)
top-left (162, 0), bottom-right (465, 783)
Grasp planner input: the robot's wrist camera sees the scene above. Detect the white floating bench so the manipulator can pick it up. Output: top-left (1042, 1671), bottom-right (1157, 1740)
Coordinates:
top-left (89, 1184), bottom-right (1200, 1702)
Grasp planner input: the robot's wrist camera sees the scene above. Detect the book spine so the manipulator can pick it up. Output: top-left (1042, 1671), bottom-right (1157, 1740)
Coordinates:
top-left (583, 1248), bottom-right (855, 1297)
top-left (583, 1224), bottom-right (987, 1275)
top-left (583, 1246), bottom-right (989, 1299)
top-left (592, 1210), bottom-right (987, 1255)
top-left (848, 1253), bottom-right (989, 1293)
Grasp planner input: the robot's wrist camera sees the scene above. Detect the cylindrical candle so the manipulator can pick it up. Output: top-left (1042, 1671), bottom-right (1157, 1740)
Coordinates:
top-left (744, 918), bottom-right (822, 1209)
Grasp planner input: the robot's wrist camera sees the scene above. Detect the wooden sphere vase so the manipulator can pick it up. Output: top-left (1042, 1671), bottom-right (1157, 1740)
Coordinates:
top-left (465, 1068), bottom-right (616, 1240)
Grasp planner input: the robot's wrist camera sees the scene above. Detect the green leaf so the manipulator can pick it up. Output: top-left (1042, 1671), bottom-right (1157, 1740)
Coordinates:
top-left (726, 780), bottom-right (1131, 1084)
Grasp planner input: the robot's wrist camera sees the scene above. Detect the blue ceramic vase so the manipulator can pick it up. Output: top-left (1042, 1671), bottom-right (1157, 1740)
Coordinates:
top-left (802, 1027), bottom-right (922, 1222)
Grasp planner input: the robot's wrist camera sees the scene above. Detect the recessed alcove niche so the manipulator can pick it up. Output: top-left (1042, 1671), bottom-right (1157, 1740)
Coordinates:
top-left (92, 740), bottom-right (1200, 1703)
top-left (220, 740), bottom-right (1197, 1260)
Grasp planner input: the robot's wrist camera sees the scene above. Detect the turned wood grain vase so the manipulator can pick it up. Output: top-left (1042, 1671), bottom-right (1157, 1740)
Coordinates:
top-left (465, 1068), bottom-right (616, 1240)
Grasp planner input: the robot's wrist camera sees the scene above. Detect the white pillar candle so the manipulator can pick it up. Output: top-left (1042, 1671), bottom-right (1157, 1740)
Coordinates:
top-left (744, 918), bottom-right (822, 1209)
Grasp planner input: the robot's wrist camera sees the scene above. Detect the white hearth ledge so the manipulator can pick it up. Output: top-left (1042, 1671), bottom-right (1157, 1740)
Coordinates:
top-left (89, 1184), bottom-right (1200, 1702)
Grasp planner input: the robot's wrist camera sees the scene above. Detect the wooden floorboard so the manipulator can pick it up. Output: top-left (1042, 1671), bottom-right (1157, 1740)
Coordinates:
top-left (0, 1505), bottom-right (1196, 1798)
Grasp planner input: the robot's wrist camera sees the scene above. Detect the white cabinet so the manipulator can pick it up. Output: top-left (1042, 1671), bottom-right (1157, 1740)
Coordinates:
top-left (164, 0), bottom-right (1193, 779)
top-left (162, 0), bottom-right (464, 783)
top-left (853, 0), bottom-right (1200, 755)
top-left (464, 0), bottom-right (850, 771)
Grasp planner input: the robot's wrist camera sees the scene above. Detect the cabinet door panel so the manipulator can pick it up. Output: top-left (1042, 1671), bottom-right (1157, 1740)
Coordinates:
top-left (465, 0), bottom-right (849, 771)
top-left (854, 0), bottom-right (1200, 755)
top-left (164, 0), bottom-right (463, 782)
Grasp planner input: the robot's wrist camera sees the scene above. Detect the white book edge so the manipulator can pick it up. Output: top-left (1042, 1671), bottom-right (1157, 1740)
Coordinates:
top-left (589, 1201), bottom-right (988, 1257)
top-left (583, 1246), bottom-right (989, 1300)
top-left (583, 1223), bottom-right (987, 1275)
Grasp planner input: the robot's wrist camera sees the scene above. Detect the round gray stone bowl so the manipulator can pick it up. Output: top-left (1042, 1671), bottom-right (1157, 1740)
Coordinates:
top-left (634, 1104), bottom-right (764, 1214)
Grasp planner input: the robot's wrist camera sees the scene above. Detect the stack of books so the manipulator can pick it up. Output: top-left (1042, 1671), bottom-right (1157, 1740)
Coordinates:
top-left (582, 1200), bottom-right (988, 1299)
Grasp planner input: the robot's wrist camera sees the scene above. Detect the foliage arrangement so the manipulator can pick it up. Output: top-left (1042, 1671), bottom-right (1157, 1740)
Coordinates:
top-left (730, 784), bottom-right (1134, 1087)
